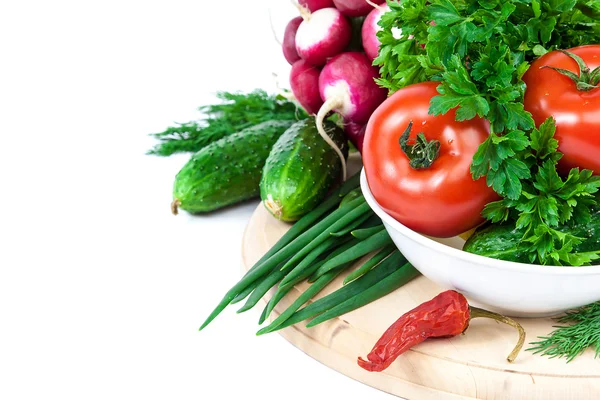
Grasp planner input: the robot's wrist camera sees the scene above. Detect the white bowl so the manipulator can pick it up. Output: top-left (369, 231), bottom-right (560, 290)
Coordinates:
top-left (360, 169), bottom-right (600, 317)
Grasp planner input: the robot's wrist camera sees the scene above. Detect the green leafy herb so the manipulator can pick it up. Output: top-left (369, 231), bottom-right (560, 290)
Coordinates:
top-left (147, 90), bottom-right (305, 156)
top-left (376, 0), bottom-right (600, 264)
top-left (529, 302), bottom-right (600, 362)
top-left (481, 118), bottom-right (600, 265)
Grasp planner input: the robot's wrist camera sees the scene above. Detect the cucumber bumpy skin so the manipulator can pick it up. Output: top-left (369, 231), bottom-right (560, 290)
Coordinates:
top-left (172, 120), bottom-right (295, 214)
top-left (260, 119), bottom-right (348, 221)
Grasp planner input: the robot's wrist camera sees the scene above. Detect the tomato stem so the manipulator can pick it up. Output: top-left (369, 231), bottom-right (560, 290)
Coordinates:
top-left (542, 50), bottom-right (600, 92)
top-left (399, 121), bottom-right (440, 169)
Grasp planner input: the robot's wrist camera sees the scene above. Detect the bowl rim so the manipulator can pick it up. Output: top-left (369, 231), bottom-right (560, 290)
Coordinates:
top-left (360, 169), bottom-right (600, 275)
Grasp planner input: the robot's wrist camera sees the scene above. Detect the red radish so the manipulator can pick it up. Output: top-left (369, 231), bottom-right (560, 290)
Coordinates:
top-left (316, 52), bottom-right (387, 178)
top-left (332, 0), bottom-right (385, 17)
top-left (343, 120), bottom-right (367, 152)
top-left (283, 17), bottom-right (303, 65)
top-left (289, 59), bottom-right (324, 115)
top-left (362, 3), bottom-right (389, 60)
top-left (295, 8), bottom-right (352, 66)
top-left (299, 0), bottom-right (334, 11)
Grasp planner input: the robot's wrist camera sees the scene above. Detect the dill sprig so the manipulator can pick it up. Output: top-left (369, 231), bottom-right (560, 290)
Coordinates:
top-left (528, 302), bottom-right (600, 362)
top-left (147, 90), bottom-right (306, 156)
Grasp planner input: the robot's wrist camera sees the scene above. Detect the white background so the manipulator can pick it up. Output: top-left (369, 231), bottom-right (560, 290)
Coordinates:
top-left (0, 1), bottom-right (395, 399)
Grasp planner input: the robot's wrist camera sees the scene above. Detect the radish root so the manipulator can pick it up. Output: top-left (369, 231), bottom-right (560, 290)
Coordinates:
top-left (268, 7), bottom-right (282, 46)
top-left (291, 0), bottom-right (312, 21)
top-left (316, 97), bottom-right (347, 181)
top-left (171, 199), bottom-right (181, 215)
top-left (365, 0), bottom-right (385, 11)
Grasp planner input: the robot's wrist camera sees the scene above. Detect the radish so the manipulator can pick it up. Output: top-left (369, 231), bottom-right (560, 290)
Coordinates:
top-left (299, 0), bottom-right (334, 11)
top-left (343, 120), bottom-right (367, 153)
top-left (316, 52), bottom-right (387, 179)
top-left (332, 0), bottom-right (385, 17)
top-left (282, 17), bottom-right (303, 65)
top-left (295, 8), bottom-right (352, 66)
top-left (362, 3), bottom-right (389, 60)
top-left (289, 59), bottom-right (324, 115)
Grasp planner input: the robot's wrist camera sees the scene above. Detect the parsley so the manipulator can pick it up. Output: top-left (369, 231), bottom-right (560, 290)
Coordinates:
top-left (376, 0), bottom-right (600, 265)
top-left (147, 90), bottom-right (305, 156)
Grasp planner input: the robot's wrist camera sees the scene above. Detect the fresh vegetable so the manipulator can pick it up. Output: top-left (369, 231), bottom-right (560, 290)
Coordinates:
top-left (343, 244), bottom-right (396, 284)
top-left (362, 2), bottom-right (389, 60)
top-left (306, 261), bottom-right (420, 327)
top-left (257, 250), bottom-right (418, 335)
top-left (523, 46), bottom-right (600, 175)
top-left (358, 290), bottom-right (526, 372)
top-left (317, 52), bottom-right (387, 179)
top-left (299, 0), bottom-right (334, 12)
top-left (278, 201), bottom-right (372, 272)
top-left (283, 17), bottom-right (303, 65)
top-left (529, 302), bottom-right (600, 362)
top-left (342, 120), bottom-right (366, 152)
top-left (363, 82), bottom-right (498, 238)
top-left (481, 118), bottom-right (600, 265)
top-left (295, 7), bottom-right (351, 67)
top-left (374, 0), bottom-right (600, 263)
top-left (346, 15), bottom-right (366, 52)
top-left (200, 176), bottom-right (417, 333)
top-left (463, 206), bottom-right (600, 265)
top-left (147, 90), bottom-right (304, 156)
top-left (200, 177), bottom-right (363, 329)
top-left (315, 229), bottom-right (393, 276)
top-left (290, 60), bottom-right (324, 115)
top-left (171, 120), bottom-right (293, 215)
top-left (260, 119), bottom-right (348, 221)
top-left (332, 0), bottom-right (385, 17)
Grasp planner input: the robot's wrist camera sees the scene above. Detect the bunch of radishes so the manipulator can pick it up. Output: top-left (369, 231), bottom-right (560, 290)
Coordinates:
top-left (283, 0), bottom-right (390, 179)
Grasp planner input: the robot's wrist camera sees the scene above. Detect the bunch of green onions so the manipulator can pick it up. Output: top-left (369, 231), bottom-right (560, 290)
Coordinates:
top-left (199, 173), bottom-right (420, 333)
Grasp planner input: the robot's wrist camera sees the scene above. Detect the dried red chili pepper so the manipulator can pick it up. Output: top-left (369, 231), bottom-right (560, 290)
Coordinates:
top-left (358, 290), bottom-right (526, 372)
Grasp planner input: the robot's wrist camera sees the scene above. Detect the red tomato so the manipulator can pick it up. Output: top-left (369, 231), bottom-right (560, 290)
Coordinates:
top-left (362, 82), bottom-right (497, 238)
top-left (523, 45), bottom-right (600, 175)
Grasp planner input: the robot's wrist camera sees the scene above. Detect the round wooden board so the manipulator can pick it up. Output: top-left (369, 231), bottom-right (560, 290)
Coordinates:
top-left (241, 205), bottom-right (600, 400)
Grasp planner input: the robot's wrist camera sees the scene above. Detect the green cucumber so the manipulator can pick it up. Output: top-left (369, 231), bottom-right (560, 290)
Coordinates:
top-left (172, 120), bottom-right (294, 214)
top-left (260, 119), bottom-right (348, 221)
top-left (463, 210), bottom-right (600, 265)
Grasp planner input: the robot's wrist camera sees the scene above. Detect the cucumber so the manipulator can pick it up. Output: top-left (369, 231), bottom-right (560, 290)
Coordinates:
top-left (463, 210), bottom-right (600, 265)
top-left (171, 120), bottom-right (295, 214)
top-left (260, 119), bottom-right (348, 221)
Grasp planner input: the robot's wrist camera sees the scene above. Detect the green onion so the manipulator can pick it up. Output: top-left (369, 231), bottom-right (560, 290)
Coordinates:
top-left (343, 244), bottom-right (397, 285)
top-left (306, 263), bottom-right (420, 327)
top-left (351, 224), bottom-right (385, 240)
top-left (258, 251), bottom-right (406, 334)
top-left (310, 229), bottom-right (394, 280)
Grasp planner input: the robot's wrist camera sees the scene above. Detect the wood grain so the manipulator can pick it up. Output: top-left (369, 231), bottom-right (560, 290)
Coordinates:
top-left (241, 202), bottom-right (600, 400)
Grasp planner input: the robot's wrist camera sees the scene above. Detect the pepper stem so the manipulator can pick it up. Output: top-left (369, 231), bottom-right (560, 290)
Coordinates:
top-left (541, 50), bottom-right (600, 92)
top-left (469, 306), bottom-right (525, 363)
top-left (399, 121), bottom-right (441, 169)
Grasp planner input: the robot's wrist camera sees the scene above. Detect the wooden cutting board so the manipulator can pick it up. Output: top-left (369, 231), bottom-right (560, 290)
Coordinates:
top-left (241, 204), bottom-right (600, 400)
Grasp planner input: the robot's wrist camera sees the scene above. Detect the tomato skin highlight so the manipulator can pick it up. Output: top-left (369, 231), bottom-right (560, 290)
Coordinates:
top-left (363, 82), bottom-right (498, 238)
top-left (523, 45), bottom-right (600, 175)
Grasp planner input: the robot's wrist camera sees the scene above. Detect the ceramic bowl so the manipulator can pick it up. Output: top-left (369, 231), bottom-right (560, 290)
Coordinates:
top-left (360, 169), bottom-right (600, 317)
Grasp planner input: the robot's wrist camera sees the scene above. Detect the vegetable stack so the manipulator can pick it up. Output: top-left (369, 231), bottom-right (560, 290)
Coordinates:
top-left (283, 1), bottom-right (389, 178)
top-left (370, 0), bottom-right (600, 265)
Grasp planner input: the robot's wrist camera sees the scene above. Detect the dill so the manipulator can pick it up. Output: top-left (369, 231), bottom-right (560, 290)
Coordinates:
top-left (528, 302), bottom-right (600, 362)
top-left (147, 90), bottom-right (306, 156)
